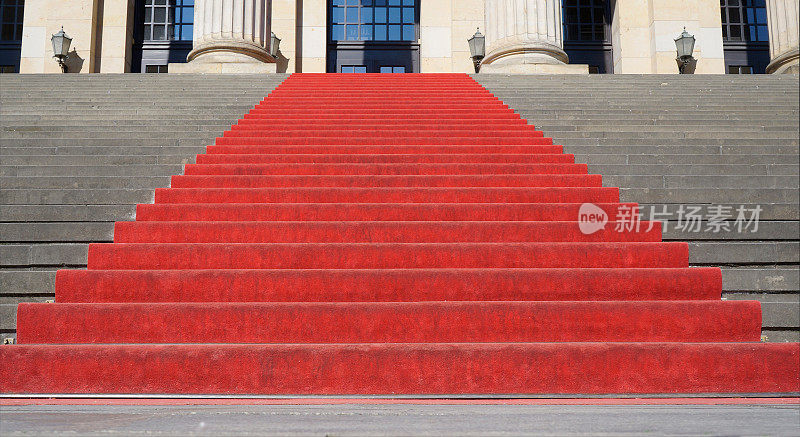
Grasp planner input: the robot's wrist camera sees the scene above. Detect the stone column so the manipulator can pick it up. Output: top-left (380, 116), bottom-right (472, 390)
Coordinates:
top-left (171, 0), bottom-right (276, 73)
top-left (766, 0), bottom-right (799, 73)
top-left (481, 0), bottom-right (587, 74)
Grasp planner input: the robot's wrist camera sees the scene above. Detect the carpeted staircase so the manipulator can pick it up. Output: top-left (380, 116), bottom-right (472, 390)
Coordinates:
top-left (1, 73), bottom-right (797, 395)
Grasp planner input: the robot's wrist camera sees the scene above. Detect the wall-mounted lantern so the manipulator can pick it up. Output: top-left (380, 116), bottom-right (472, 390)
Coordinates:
top-left (468, 28), bottom-right (485, 73)
top-left (674, 27), bottom-right (696, 74)
top-left (51, 27), bottom-right (72, 73)
top-left (270, 32), bottom-right (281, 59)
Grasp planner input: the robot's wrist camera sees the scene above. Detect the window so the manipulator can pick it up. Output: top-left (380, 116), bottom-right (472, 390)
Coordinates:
top-left (721, 0), bottom-right (769, 42)
top-left (145, 64), bottom-right (169, 73)
top-left (0, 0), bottom-right (24, 42)
top-left (562, 0), bottom-right (607, 42)
top-left (330, 0), bottom-right (417, 42)
top-left (728, 65), bottom-right (754, 74)
top-left (0, 64), bottom-right (15, 73)
top-left (342, 65), bottom-right (367, 73)
top-left (380, 66), bottom-right (405, 73)
top-left (143, 0), bottom-right (193, 42)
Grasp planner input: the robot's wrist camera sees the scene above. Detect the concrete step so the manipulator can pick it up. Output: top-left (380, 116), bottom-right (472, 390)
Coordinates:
top-left (0, 204), bottom-right (136, 222)
top-left (688, 241), bottom-right (799, 265)
top-left (0, 155), bottom-right (195, 166)
top-left (620, 187), bottom-right (798, 203)
top-left (0, 165), bottom-right (185, 177)
top-left (0, 244), bottom-right (89, 267)
top-left (0, 177), bottom-right (172, 189)
top-left (605, 175), bottom-right (799, 189)
top-left (591, 164), bottom-right (799, 176)
top-left (0, 223), bottom-right (114, 242)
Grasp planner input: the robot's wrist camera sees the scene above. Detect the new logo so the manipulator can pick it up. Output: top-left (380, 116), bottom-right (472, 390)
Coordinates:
top-left (578, 203), bottom-right (608, 235)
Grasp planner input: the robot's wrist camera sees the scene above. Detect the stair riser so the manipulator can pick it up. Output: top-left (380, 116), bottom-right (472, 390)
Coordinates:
top-left (55, 268), bottom-right (723, 303)
top-left (206, 145), bottom-right (563, 154)
top-left (153, 187), bottom-right (621, 204)
top-left (169, 175), bottom-right (604, 188)
top-left (135, 203), bottom-right (634, 222)
top-left (184, 163), bottom-right (588, 175)
top-left (195, 154), bottom-right (576, 164)
top-left (86, 242), bottom-right (689, 269)
top-left (2, 343), bottom-right (796, 395)
top-left (212, 138), bottom-right (555, 146)
top-left (112, 221), bottom-right (662, 243)
top-left (16, 302), bottom-right (761, 344)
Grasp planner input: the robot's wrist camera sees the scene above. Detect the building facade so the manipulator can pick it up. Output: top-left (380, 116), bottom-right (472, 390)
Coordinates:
top-left (1, 0), bottom-right (797, 74)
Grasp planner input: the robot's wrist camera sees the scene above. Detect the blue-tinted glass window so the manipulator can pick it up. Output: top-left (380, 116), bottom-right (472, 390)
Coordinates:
top-left (380, 66), bottom-right (405, 73)
top-left (342, 65), bottom-right (367, 73)
top-left (329, 0), bottom-right (416, 41)
top-left (0, 0), bottom-right (25, 42)
top-left (143, 0), bottom-right (193, 42)
top-left (721, 0), bottom-right (769, 42)
top-left (562, 0), bottom-right (607, 42)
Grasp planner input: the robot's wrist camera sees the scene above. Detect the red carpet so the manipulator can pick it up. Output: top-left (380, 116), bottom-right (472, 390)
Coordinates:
top-left (2, 73), bottom-right (798, 396)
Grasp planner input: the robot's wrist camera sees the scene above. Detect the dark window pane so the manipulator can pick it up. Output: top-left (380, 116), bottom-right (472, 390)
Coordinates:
top-left (332, 7), bottom-right (344, 23)
top-left (388, 24), bottom-right (401, 40)
top-left (331, 24), bottom-right (344, 40)
top-left (354, 66), bottom-right (366, 73)
top-left (756, 7), bottom-right (767, 22)
top-left (757, 25), bottom-right (768, 41)
top-left (346, 6), bottom-right (358, 22)
top-left (402, 24), bottom-right (414, 40)
top-left (374, 7), bottom-right (387, 22)
top-left (1, 23), bottom-right (12, 40)
top-left (380, 66), bottom-right (393, 73)
top-left (154, 7), bottom-right (167, 23)
top-left (374, 24), bottom-right (387, 40)
top-left (153, 24), bottom-right (165, 40)
top-left (360, 25), bottom-right (373, 40)
top-left (182, 24), bottom-right (193, 40)
top-left (393, 66), bottom-right (405, 73)
top-left (342, 66), bottom-right (354, 73)
top-left (388, 7), bottom-right (400, 23)
top-left (402, 7), bottom-right (414, 23)
top-left (362, 7), bottom-right (373, 23)
top-left (346, 24), bottom-right (359, 40)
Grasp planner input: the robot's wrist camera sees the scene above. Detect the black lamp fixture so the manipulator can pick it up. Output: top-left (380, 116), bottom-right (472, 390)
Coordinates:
top-left (674, 27), bottom-right (696, 74)
top-left (468, 28), bottom-right (485, 73)
top-left (270, 32), bottom-right (281, 59)
top-left (51, 27), bottom-right (72, 73)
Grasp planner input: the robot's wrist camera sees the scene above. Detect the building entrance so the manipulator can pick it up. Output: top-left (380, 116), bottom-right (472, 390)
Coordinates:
top-left (327, 0), bottom-right (419, 73)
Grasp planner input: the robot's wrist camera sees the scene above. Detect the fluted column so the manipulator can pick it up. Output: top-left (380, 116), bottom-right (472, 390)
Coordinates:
top-left (188, 0), bottom-right (273, 64)
top-left (481, 0), bottom-right (583, 73)
top-left (766, 0), bottom-right (799, 73)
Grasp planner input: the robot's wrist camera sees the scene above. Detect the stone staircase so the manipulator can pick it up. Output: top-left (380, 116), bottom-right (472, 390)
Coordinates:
top-left (2, 73), bottom-right (796, 395)
top-left (1, 73), bottom-right (798, 346)
top-left (475, 74), bottom-right (800, 342)
top-left (0, 74), bottom-right (289, 341)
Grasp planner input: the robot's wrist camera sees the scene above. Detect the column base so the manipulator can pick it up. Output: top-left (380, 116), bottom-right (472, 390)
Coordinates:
top-left (766, 49), bottom-right (799, 74)
top-left (481, 40), bottom-right (588, 74)
top-left (170, 51), bottom-right (277, 74)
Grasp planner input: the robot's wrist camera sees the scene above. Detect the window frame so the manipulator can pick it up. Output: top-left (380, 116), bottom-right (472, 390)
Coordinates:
top-left (329, 0), bottom-right (419, 43)
top-left (0, 0), bottom-right (25, 42)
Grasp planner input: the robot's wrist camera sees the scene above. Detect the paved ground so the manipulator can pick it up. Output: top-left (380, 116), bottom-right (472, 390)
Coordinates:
top-left (1, 404), bottom-right (799, 436)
